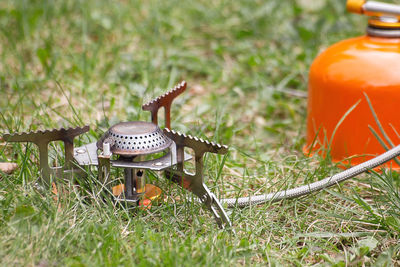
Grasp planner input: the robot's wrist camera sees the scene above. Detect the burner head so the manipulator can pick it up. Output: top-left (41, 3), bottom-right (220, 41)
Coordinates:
top-left (97, 121), bottom-right (173, 156)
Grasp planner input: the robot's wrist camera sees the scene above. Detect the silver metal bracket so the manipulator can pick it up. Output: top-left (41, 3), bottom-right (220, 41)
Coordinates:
top-left (74, 142), bottom-right (192, 171)
top-left (163, 128), bottom-right (232, 229)
top-left (142, 81), bottom-right (187, 129)
top-left (2, 126), bottom-right (89, 187)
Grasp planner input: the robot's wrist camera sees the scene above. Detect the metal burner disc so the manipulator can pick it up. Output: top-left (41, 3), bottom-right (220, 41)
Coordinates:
top-left (97, 121), bottom-right (173, 156)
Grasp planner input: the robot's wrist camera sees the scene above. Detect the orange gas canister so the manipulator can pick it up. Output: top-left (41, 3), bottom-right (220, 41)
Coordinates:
top-left (305, 0), bottom-right (400, 167)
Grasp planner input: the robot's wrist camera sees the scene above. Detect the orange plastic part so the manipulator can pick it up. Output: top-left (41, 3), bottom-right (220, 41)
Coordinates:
top-left (305, 35), bottom-right (400, 168)
top-left (346, 0), bottom-right (365, 14)
top-left (112, 183), bottom-right (162, 209)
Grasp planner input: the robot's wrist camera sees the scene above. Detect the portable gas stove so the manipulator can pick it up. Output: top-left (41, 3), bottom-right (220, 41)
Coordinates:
top-left (2, 81), bottom-right (231, 228)
top-left (5, 80), bottom-right (400, 231)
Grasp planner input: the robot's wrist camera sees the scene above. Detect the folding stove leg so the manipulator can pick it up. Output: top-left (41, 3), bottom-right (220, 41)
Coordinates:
top-left (2, 126), bottom-right (89, 188)
top-left (163, 128), bottom-right (232, 229)
top-left (142, 81), bottom-right (187, 129)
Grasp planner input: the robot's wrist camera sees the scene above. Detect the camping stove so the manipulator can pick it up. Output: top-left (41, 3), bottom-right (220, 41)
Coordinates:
top-left (2, 81), bottom-right (231, 228)
top-left (95, 121), bottom-right (174, 204)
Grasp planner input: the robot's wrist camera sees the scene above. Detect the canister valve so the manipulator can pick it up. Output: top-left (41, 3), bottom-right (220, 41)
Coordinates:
top-left (346, 0), bottom-right (400, 23)
top-left (347, 0), bottom-right (400, 36)
top-left (347, 0), bottom-right (400, 17)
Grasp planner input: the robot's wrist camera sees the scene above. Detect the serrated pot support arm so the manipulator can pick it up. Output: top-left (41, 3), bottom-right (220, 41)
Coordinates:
top-left (2, 126), bottom-right (89, 187)
top-left (163, 128), bottom-right (232, 229)
top-left (142, 81), bottom-right (186, 129)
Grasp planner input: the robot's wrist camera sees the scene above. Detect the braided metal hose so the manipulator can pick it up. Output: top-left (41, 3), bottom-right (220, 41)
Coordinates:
top-left (221, 144), bottom-right (400, 208)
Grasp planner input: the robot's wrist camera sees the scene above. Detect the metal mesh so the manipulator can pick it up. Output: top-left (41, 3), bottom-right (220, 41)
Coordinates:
top-left (111, 129), bottom-right (169, 151)
top-left (97, 121), bottom-right (173, 156)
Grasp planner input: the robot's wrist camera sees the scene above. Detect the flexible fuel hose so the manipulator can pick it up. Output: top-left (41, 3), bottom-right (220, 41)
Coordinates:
top-left (221, 144), bottom-right (400, 208)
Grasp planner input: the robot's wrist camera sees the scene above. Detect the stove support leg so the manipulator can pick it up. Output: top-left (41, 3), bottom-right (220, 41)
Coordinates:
top-left (124, 168), bottom-right (134, 198)
top-left (163, 129), bottom-right (232, 229)
top-left (134, 169), bottom-right (146, 194)
top-left (98, 154), bottom-right (111, 188)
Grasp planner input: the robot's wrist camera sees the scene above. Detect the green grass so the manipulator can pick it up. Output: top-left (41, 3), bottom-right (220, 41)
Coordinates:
top-left (1, 0), bottom-right (400, 265)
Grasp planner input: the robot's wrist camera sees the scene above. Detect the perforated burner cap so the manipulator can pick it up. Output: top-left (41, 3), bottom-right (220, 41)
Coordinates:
top-left (97, 121), bottom-right (173, 156)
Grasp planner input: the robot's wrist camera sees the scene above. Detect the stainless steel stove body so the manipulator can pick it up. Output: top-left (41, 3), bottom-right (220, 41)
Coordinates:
top-left (2, 81), bottom-right (231, 228)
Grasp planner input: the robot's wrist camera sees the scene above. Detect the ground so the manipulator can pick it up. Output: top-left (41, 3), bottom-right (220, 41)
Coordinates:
top-left (0, 0), bottom-right (399, 266)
